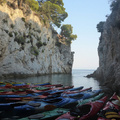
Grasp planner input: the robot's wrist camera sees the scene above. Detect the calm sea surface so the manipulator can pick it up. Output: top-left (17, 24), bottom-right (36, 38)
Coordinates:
top-left (2, 69), bottom-right (100, 90)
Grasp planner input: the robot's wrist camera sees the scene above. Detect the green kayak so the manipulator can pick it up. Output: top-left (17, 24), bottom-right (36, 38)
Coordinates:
top-left (77, 93), bottom-right (104, 107)
top-left (18, 108), bottom-right (69, 120)
top-left (35, 86), bottom-right (49, 90)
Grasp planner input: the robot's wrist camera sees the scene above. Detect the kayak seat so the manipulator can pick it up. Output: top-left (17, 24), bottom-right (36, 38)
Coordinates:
top-left (78, 104), bottom-right (91, 115)
top-left (27, 103), bottom-right (41, 107)
top-left (44, 98), bottom-right (63, 103)
top-left (70, 105), bottom-right (91, 117)
top-left (46, 94), bottom-right (61, 99)
top-left (70, 107), bottom-right (81, 116)
top-left (10, 101), bottom-right (28, 107)
top-left (70, 94), bottom-right (83, 99)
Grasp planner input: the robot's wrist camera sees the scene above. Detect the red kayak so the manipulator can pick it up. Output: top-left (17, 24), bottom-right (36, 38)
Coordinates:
top-left (44, 84), bottom-right (63, 87)
top-left (0, 91), bottom-right (27, 95)
top-left (56, 96), bottom-right (108, 120)
top-left (53, 86), bottom-right (74, 90)
top-left (98, 93), bottom-right (120, 120)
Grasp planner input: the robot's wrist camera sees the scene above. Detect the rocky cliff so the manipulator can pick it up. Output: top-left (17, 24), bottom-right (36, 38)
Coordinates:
top-left (0, 1), bottom-right (74, 78)
top-left (91, 1), bottom-right (120, 91)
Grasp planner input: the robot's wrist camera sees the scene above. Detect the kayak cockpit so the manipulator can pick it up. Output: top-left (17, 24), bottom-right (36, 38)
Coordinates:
top-left (70, 104), bottom-right (91, 116)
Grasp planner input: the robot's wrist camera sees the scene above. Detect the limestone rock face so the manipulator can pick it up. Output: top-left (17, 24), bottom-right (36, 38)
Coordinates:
top-left (93, 1), bottom-right (120, 88)
top-left (0, 2), bottom-right (73, 78)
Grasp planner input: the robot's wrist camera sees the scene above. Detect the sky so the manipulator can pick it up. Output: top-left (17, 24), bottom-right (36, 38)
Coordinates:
top-left (61, 0), bottom-right (111, 69)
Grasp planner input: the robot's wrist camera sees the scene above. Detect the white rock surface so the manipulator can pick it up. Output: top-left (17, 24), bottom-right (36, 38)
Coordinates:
top-left (0, 2), bottom-right (73, 78)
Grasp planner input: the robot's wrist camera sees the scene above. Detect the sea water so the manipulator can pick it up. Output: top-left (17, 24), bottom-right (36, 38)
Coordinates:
top-left (72, 69), bottom-right (100, 90)
top-left (2, 69), bottom-right (100, 90)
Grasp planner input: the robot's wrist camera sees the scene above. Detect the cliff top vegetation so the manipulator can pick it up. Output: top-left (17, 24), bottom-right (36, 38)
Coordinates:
top-left (97, 0), bottom-right (120, 34)
top-left (0, 0), bottom-right (77, 44)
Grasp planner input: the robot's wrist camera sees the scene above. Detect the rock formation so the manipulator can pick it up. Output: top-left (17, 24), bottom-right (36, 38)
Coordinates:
top-left (91, 0), bottom-right (120, 91)
top-left (0, 1), bottom-right (74, 78)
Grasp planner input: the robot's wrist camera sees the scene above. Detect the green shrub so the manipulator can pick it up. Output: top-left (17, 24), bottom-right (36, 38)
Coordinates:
top-left (14, 36), bottom-right (25, 45)
top-left (2, 19), bottom-right (7, 23)
top-left (96, 21), bottom-right (105, 33)
top-left (43, 42), bottom-right (47, 46)
top-left (36, 41), bottom-right (43, 48)
top-left (31, 46), bottom-right (39, 56)
top-left (14, 32), bottom-right (18, 36)
top-left (21, 46), bottom-right (24, 50)
top-left (9, 32), bottom-right (13, 37)
top-left (25, 22), bottom-right (29, 28)
top-left (21, 17), bottom-right (25, 22)
top-left (11, 24), bottom-right (14, 29)
top-left (52, 28), bottom-right (58, 34)
top-left (36, 29), bottom-right (41, 33)
top-left (60, 24), bottom-right (77, 44)
top-left (27, 41), bottom-right (30, 43)
top-left (55, 41), bottom-right (61, 47)
top-left (42, 49), bottom-right (44, 53)
top-left (25, 0), bottom-right (39, 11)
top-left (110, 0), bottom-right (119, 11)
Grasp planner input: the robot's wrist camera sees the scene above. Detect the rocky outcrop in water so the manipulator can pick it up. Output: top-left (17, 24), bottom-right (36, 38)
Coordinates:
top-left (90, 1), bottom-right (120, 91)
top-left (0, 1), bottom-right (74, 78)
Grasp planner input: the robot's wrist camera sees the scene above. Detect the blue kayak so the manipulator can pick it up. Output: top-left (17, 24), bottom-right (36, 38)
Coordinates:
top-left (0, 101), bottom-right (28, 110)
top-left (41, 97), bottom-right (77, 107)
top-left (12, 83), bottom-right (26, 86)
top-left (34, 83), bottom-right (51, 86)
top-left (13, 101), bottom-right (56, 117)
top-left (68, 86), bottom-right (84, 91)
top-left (49, 86), bottom-right (84, 95)
top-left (10, 97), bottom-right (76, 117)
top-left (61, 90), bottom-right (101, 100)
top-left (40, 90), bottom-right (99, 108)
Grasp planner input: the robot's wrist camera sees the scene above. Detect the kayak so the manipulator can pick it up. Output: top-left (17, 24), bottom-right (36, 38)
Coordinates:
top-left (12, 83), bottom-right (26, 86)
top-left (63, 87), bottom-right (92, 94)
top-left (62, 90), bottom-right (102, 109)
top-left (34, 83), bottom-right (51, 86)
top-left (27, 108), bottom-right (69, 120)
top-left (77, 93), bottom-right (104, 107)
top-left (66, 86), bottom-right (84, 91)
top-left (49, 86), bottom-right (83, 95)
top-left (44, 84), bottom-right (63, 87)
top-left (98, 93), bottom-right (120, 120)
top-left (61, 90), bottom-right (101, 100)
top-left (40, 90), bottom-right (99, 109)
top-left (0, 101), bottom-right (28, 110)
top-left (41, 96), bottom-right (77, 108)
top-left (56, 96), bottom-right (108, 120)
top-left (13, 101), bottom-right (56, 117)
top-left (15, 108), bottom-right (69, 120)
